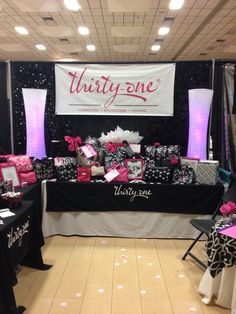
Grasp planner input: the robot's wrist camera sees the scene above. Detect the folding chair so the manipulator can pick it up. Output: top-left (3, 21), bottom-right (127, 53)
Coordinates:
top-left (182, 184), bottom-right (236, 269)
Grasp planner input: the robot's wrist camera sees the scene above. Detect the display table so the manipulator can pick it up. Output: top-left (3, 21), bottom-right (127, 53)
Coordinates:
top-left (0, 201), bottom-right (51, 314)
top-left (42, 181), bottom-right (224, 238)
top-left (198, 267), bottom-right (236, 310)
top-left (198, 218), bottom-right (236, 311)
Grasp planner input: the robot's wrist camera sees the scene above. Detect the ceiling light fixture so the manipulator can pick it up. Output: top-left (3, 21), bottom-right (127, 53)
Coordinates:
top-left (158, 27), bottom-right (170, 36)
top-left (35, 44), bottom-right (46, 50)
top-left (169, 0), bottom-right (184, 10)
top-left (86, 44), bottom-right (96, 51)
top-left (78, 26), bottom-right (89, 35)
top-left (151, 45), bottom-right (160, 51)
top-left (15, 26), bottom-right (29, 35)
top-left (64, 0), bottom-right (81, 11)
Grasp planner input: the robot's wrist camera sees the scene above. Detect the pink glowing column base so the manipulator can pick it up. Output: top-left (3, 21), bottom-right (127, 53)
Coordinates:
top-left (22, 88), bottom-right (47, 159)
top-left (187, 88), bottom-right (213, 160)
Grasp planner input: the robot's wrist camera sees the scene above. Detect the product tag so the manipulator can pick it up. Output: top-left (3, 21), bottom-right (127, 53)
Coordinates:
top-left (80, 144), bottom-right (97, 159)
top-left (104, 169), bottom-right (119, 182)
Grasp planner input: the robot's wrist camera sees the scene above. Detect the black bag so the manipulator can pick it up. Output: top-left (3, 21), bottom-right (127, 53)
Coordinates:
top-left (104, 146), bottom-right (127, 168)
top-left (145, 144), bottom-right (180, 167)
top-left (55, 164), bottom-right (77, 181)
top-left (32, 158), bottom-right (54, 180)
top-left (172, 165), bottom-right (194, 184)
top-left (54, 156), bottom-right (77, 167)
top-left (145, 145), bottom-right (166, 159)
top-left (144, 166), bottom-right (172, 183)
top-left (166, 145), bottom-right (180, 159)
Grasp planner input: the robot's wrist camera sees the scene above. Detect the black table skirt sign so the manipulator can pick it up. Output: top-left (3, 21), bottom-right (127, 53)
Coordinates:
top-left (46, 181), bottom-right (224, 214)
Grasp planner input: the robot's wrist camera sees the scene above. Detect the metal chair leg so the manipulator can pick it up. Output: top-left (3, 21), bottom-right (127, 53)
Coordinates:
top-left (182, 232), bottom-right (204, 260)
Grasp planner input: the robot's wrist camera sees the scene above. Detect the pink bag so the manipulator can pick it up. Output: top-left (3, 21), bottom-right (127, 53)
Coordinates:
top-left (77, 167), bottom-right (91, 182)
top-left (8, 155), bottom-right (33, 172)
top-left (0, 154), bottom-right (14, 159)
top-left (19, 171), bottom-right (37, 184)
top-left (106, 165), bottom-right (128, 182)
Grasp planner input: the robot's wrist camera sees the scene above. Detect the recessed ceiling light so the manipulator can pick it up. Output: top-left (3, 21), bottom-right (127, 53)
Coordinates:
top-left (64, 0), bottom-right (81, 11)
top-left (78, 26), bottom-right (89, 35)
top-left (35, 44), bottom-right (46, 50)
top-left (169, 0), bottom-right (184, 10)
top-left (158, 27), bottom-right (170, 36)
top-left (151, 45), bottom-right (160, 51)
top-left (86, 44), bottom-right (96, 51)
top-left (15, 26), bottom-right (29, 35)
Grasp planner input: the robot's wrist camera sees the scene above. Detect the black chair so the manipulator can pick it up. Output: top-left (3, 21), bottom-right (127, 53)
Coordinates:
top-left (182, 184), bottom-right (236, 269)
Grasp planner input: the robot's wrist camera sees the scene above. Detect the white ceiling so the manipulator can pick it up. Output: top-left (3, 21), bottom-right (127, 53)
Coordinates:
top-left (0, 0), bottom-right (235, 62)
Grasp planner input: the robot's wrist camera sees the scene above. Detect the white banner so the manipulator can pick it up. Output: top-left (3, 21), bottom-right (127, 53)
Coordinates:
top-left (55, 63), bottom-right (176, 116)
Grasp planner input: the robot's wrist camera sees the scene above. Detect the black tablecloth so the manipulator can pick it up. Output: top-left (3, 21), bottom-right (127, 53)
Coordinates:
top-left (46, 181), bottom-right (224, 214)
top-left (206, 219), bottom-right (236, 278)
top-left (21, 182), bottom-right (42, 221)
top-left (0, 200), bottom-right (50, 314)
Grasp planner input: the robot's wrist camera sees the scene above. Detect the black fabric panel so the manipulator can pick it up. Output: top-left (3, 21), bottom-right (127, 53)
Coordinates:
top-left (233, 64), bottom-right (236, 114)
top-left (211, 60), bottom-right (236, 169)
top-left (0, 62), bottom-right (11, 154)
top-left (10, 61), bottom-right (211, 157)
top-left (211, 61), bottom-right (225, 166)
top-left (46, 181), bottom-right (224, 214)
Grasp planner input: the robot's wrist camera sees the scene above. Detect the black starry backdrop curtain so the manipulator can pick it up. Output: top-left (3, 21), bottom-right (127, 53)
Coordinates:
top-left (10, 61), bottom-right (211, 157)
top-left (0, 62), bottom-right (11, 154)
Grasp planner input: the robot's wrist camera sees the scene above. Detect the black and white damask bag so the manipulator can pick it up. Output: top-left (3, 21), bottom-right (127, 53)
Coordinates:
top-left (144, 166), bottom-right (172, 183)
top-left (32, 158), bottom-right (54, 180)
top-left (172, 165), bottom-right (194, 184)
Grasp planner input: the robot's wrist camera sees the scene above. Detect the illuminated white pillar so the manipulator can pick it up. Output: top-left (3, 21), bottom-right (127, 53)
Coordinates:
top-left (22, 88), bottom-right (47, 158)
top-left (187, 88), bottom-right (213, 160)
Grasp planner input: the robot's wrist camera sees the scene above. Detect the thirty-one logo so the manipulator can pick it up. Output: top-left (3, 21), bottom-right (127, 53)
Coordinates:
top-left (69, 67), bottom-right (161, 108)
top-left (7, 216), bottom-right (30, 248)
top-left (114, 185), bottom-right (152, 202)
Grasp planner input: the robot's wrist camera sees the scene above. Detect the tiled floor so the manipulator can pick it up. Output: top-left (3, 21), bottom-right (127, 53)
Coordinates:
top-left (14, 236), bottom-right (231, 314)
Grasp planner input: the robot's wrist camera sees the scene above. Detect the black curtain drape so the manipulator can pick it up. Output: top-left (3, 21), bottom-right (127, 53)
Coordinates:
top-left (211, 61), bottom-right (225, 164)
top-left (10, 61), bottom-right (212, 157)
top-left (233, 66), bottom-right (236, 114)
top-left (0, 62), bottom-right (11, 154)
top-left (211, 60), bottom-right (236, 170)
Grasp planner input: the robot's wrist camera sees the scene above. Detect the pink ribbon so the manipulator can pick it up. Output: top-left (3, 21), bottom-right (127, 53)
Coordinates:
top-left (106, 142), bottom-right (126, 153)
top-left (170, 156), bottom-right (179, 165)
top-left (220, 201), bottom-right (236, 216)
top-left (64, 136), bottom-right (82, 152)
